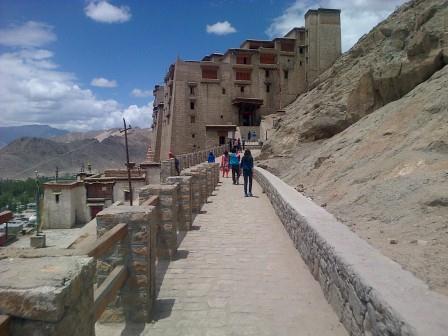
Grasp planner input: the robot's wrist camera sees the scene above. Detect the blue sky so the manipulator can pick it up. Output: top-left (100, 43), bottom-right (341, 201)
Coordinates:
top-left (0, 0), bottom-right (406, 131)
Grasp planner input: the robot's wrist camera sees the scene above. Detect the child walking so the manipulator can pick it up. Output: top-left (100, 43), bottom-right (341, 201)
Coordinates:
top-left (221, 150), bottom-right (230, 178)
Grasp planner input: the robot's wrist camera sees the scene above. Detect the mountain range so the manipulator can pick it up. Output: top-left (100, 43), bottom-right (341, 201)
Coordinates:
top-left (0, 125), bottom-right (68, 148)
top-left (0, 127), bottom-right (151, 179)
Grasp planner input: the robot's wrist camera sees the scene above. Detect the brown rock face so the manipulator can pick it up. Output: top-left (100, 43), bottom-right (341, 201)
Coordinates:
top-left (260, 0), bottom-right (448, 295)
top-left (262, 0), bottom-right (447, 148)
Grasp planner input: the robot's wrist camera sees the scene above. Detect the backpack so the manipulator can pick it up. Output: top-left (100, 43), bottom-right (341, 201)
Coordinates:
top-left (229, 153), bottom-right (239, 166)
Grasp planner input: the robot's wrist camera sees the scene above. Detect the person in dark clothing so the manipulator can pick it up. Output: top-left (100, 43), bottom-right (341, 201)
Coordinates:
top-left (247, 131), bottom-right (251, 141)
top-left (207, 151), bottom-right (215, 163)
top-left (242, 139), bottom-right (246, 150)
top-left (237, 138), bottom-right (241, 152)
top-left (169, 151), bottom-right (180, 175)
top-left (240, 149), bottom-right (254, 197)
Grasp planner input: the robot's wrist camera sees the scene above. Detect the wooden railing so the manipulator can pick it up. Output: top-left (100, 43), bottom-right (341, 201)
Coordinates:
top-left (0, 315), bottom-right (10, 336)
top-left (81, 222), bottom-right (129, 321)
top-left (140, 195), bottom-right (159, 207)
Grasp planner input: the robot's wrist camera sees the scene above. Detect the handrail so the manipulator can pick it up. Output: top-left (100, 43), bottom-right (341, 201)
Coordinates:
top-left (93, 265), bottom-right (128, 321)
top-left (141, 195), bottom-right (159, 207)
top-left (82, 223), bottom-right (128, 258)
top-left (0, 314), bottom-right (10, 336)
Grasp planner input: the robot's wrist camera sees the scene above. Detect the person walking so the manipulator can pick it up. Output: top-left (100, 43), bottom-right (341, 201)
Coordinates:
top-left (242, 138), bottom-right (246, 150)
top-left (207, 151), bottom-right (215, 163)
top-left (240, 149), bottom-right (254, 197)
top-left (237, 138), bottom-right (241, 152)
top-left (221, 150), bottom-right (230, 178)
top-left (229, 148), bottom-right (240, 185)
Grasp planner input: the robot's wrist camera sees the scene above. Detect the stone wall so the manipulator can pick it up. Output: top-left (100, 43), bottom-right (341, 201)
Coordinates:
top-left (138, 184), bottom-right (179, 259)
top-left (96, 205), bottom-right (157, 323)
top-left (0, 256), bottom-right (95, 336)
top-left (166, 176), bottom-right (193, 231)
top-left (254, 167), bottom-right (448, 336)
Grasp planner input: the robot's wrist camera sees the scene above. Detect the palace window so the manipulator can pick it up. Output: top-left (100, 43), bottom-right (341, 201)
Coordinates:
top-left (190, 101), bottom-right (195, 110)
top-left (260, 53), bottom-right (276, 64)
top-left (299, 47), bottom-right (304, 54)
top-left (265, 83), bottom-right (270, 93)
top-left (189, 85), bottom-right (195, 95)
top-left (222, 88), bottom-right (226, 94)
top-left (240, 86), bottom-right (245, 93)
top-left (190, 116), bottom-right (196, 123)
top-left (236, 54), bottom-right (251, 64)
top-left (55, 194), bottom-right (60, 203)
top-left (280, 40), bottom-right (295, 52)
top-left (265, 69), bottom-right (270, 78)
top-left (202, 67), bottom-right (218, 79)
top-left (284, 70), bottom-right (289, 79)
top-left (235, 70), bottom-right (251, 81)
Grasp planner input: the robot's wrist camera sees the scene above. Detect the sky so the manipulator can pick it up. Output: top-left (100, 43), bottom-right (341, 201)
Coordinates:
top-left (0, 0), bottom-right (407, 132)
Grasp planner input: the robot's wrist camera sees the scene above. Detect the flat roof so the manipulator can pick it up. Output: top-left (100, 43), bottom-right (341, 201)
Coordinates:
top-left (43, 181), bottom-right (83, 189)
top-left (305, 8), bottom-right (341, 17)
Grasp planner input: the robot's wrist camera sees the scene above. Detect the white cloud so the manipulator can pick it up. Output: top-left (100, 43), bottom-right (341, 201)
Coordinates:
top-left (91, 77), bottom-right (117, 88)
top-left (206, 21), bottom-right (237, 35)
top-left (0, 21), bottom-right (56, 48)
top-left (266, 0), bottom-right (407, 51)
top-left (131, 88), bottom-right (152, 98)
top-left (0, 44), bottom-right (151, 131)
top-left (85, 1), bottom-right (131, 23)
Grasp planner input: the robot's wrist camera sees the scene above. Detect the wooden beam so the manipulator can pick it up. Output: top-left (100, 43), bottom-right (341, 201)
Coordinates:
top-left (0, 211), bottom-right (12, 225)
top-left (0, 315), bottom-right (11, 336)
top-left (82, 223), bottom-right (127, 258)
top-left (94, 265), bottom-right (128, 321)
top-left (141, 195), bottom-right (159, 207)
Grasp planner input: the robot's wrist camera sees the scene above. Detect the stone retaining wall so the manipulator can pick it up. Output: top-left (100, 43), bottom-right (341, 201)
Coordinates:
top-left (96, 205), bottom-right (156, 322)
top-left (166, 176), bottom-right (193, 231)
top-left (139, 184), bottom-right (179, 259)
top-left (254, 167), bottom-right (448, 336)
top-left (0, 256), bottom-right (95, 336)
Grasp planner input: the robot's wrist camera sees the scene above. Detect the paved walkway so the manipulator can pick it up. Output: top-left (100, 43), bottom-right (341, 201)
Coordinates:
top-left (97, 176), bottom-right (347, 336)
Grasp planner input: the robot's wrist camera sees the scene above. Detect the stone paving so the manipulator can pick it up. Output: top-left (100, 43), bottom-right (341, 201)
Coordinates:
top-left (96, 176), bottom-right (347, 336)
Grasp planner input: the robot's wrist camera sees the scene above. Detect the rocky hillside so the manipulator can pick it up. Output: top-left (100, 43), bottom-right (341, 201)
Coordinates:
top-left (259, 0), bottom-right (448, 295)
top-left (0, 129), bottom-right (151, 179)
top-left (0, 125), bottom-right (68, 148)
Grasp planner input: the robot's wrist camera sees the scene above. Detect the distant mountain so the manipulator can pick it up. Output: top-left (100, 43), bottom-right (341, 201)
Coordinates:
top-left (0, 128), bottom-right (151, 179)
top-left (0, 125), bottom-right (68, 148)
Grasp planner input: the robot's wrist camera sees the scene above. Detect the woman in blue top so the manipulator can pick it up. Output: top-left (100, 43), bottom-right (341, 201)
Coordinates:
top-left (207, 151), bottom-right (215, 163)
top-left (240, 149), bottom-right (254, 197)
top-left (229, 148), bottom-right (240, 185)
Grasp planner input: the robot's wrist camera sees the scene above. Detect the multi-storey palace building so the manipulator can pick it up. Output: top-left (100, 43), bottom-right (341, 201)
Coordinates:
top-left (152, 8), bottom-right (341, 160)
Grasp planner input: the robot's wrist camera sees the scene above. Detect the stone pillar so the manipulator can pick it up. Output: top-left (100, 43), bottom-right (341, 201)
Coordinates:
top-left (96, 205), bottom-right (156, 322)
top-left (211, 162), bottom-right (220, 187)
top-left (140, 162), bottom-right (161, 185)
top-left (200, 164), bottom-right (214, 197)
top-left (161, 158), bottom-right (175, 182)
top-left (140, 184), bottom-right (179, 259)
top-left (190, 166), bottom-right (207, 206)
top-left (0, 256), bottom-right (95, 336)
top-left (181, 169), bottom-right (202, 216)
top-left (167, 176), bottom-right (193, 231)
